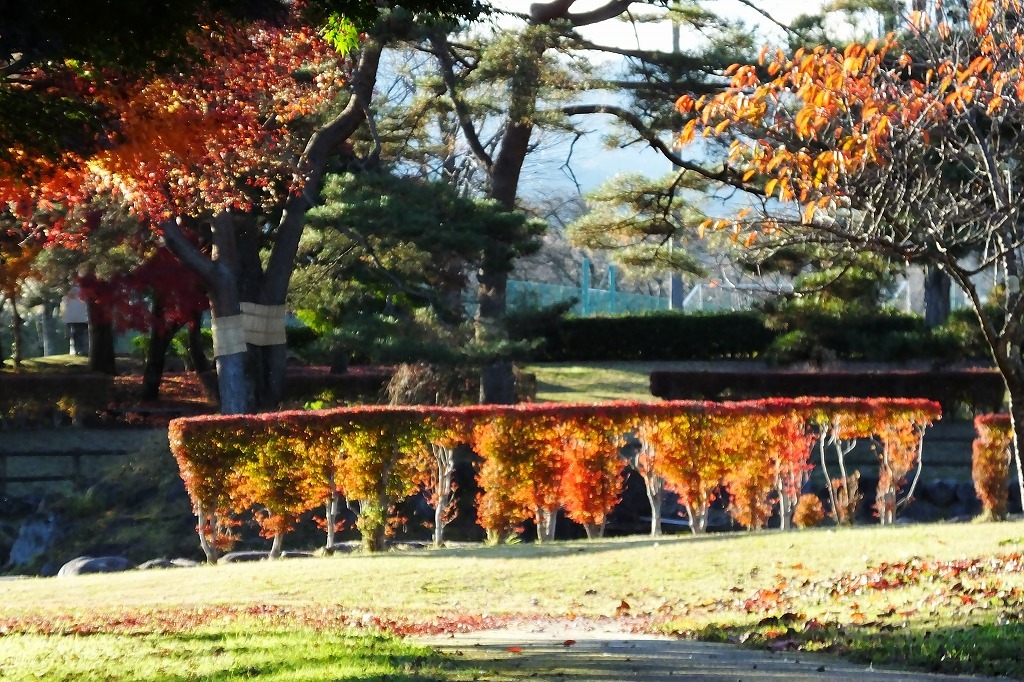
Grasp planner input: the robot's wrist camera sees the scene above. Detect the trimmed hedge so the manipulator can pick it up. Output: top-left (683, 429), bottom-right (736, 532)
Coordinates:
top-left (511, 308), bottom-right (992, 363)
top-left (0, 373), bottom-right (114, 426)
top-left (169, 397), bottom-right (941, 562)
top-left (516, 311), bottom-right (774, 362)
top-left (649, 368), bottom-right (1005, 415)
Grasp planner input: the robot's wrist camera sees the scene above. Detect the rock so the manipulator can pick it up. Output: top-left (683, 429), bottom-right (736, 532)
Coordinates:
top-left (925, 480), bottom-right (958, 507)
top-left (220, 550), bottom-right (313, 563)
top-left (8, 515), bottom-right (58, 567)
top-left (220, 550), bottom-right (268, 563)
top-left (137, 557), bottom-right (200, 570)
top-left (57, 556), bottom-right (133, 577)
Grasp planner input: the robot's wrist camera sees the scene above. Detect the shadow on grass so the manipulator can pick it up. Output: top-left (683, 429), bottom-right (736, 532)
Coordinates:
top-left (693, 618), bottom-right (1024, 679)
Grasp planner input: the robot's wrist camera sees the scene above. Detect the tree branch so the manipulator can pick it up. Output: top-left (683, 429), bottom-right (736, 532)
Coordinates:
top-left (561, 102), bottom-right (743, 187)
top-left (158, 217), bottom-right (215, 284)
top-left (530, 0), bottom-right (633, 27)
top-left (428, 32), bottom-right (494, 171)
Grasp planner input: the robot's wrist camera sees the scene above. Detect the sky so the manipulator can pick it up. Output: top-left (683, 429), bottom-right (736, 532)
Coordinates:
top-left (484, 1), bottom-right (824, 198)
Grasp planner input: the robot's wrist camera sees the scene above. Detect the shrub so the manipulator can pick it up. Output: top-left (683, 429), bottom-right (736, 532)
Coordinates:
top-left (792, 494), bottom-right (826, 528)
top-left (0, 373), bottom-right (113, 426)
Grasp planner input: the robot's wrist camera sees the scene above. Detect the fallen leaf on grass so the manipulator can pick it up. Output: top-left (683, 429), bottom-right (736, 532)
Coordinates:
top-left (506, 646), bottom-right (523, 653)
top-left (563, 639), bottom-right (576, 647)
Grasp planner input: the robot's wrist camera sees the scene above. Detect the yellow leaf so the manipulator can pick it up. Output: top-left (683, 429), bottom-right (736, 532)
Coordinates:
top-left (764, 178), bottom-right (778, 197)
top-left (742, 169), bottom-right (756, 182)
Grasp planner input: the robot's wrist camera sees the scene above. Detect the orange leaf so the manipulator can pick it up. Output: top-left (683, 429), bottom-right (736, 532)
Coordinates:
top-left (803, 202), bottom-right (816, 224)
top-left (506, 646), bottom-right (523, 653)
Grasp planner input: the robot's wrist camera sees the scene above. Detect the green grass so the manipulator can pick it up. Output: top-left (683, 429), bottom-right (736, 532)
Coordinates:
top-left (5, 523), bottom-right (1024, 676)
top-left (526, 361), bottom-right (706, 403)
top-left (0, 354), bottom-right (89, 373)
top-left (0, 626), bottom-right (450, 681)
top-left (1, 524), bottom-right (1014, 616)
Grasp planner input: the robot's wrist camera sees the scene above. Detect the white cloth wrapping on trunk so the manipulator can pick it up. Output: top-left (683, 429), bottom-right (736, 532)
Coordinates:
top-left (211, 304), bottom-right (287, 357)
top-left (211, 314), bottom-right (247, 357)
top-left (240, 303), bottom-right (287, 346)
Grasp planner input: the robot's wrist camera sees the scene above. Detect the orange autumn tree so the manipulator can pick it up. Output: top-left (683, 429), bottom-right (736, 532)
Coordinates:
top-left (472, 407), bottom-right (563, 544)
top-left (974, 413), bottom-right (1014, 521)
top-left (554, 404), bottom-right (630, 539)
top-left (679, 0), bottom-right (1024, 508)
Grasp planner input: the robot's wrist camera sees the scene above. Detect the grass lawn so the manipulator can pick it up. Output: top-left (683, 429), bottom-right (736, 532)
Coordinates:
top-left (0, 354), bottom-right (90, 373)
top-left (4, 522), bottom-right (1024, 678)
top-left (526, 361), bottom-right (711, 403)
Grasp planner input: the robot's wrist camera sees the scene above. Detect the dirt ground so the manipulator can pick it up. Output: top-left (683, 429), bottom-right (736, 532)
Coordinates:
top-left (414, 620), bottom-right (1006, 681)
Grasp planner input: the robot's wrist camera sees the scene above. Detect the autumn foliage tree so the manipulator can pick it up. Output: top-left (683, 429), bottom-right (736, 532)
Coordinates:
top-left (973, 413), bottom-right (1013, 521)
top-left (677, 0), bottom-right (1024, 510)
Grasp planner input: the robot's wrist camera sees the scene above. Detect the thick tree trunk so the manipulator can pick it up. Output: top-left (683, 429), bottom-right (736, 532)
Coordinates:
top-left (38, 299), bottom-right (61, 356)
top-left (142, 324), bottom-right (178, 401)
top-left (10, 296), bottom-right (23, 368)
top-left (86, 299), bottom-right (116, 375)
top-left (924, 264), bottom-right (952, 328)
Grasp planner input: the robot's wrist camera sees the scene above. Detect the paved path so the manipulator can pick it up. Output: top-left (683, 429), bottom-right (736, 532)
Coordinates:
top-left (414, 622), bottom-right (1007, 681)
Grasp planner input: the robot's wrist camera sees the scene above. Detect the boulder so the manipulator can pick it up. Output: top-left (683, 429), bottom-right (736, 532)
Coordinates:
top-left (220, 550), bottom-right (314, 563)
top-left (137, 558), bottom-right (199, 570)
top-left (57, 556), bottom-right (133, 577)
top-left (8, 515), bottom-right (58, 567)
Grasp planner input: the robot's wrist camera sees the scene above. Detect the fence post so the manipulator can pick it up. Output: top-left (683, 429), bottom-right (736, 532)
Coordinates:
top-left (609, 265), bottom-right (617, 315)
top-left (581, 258), bottom-right (591, 316)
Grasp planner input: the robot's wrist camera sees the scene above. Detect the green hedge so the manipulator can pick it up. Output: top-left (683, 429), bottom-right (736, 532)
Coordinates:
top-left (649, 368), bottom-right (1005, 416)
top-left (512, 308), bottom-right (992, 364)
top-left (516, 311), bottom-right (775, 362)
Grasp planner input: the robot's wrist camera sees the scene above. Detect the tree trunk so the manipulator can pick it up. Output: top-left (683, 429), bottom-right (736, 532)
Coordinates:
top-left (38, 299), bottom-right (61, 356)
top-left (196, 502), bottom-right (220, 565)
top-left (86, 299), bottom-right (116, 375)
top-left (325, 490), bottom-right (340, 551)
top-left (535, 507), bottom-right (558, 542)
top-left (644, 474), bottom-right (665, 537)
top-left (583, 521), bottom-right (602, 539)
top-left (10, 296), bottom-right (23, 368)
top-left (142, 323), bottom-right (178, 401)
top-left (924, 264), bottom-right (952, 328)
top-left (185, 315), bottom-right (211, 372)
top-left (686, 504), bottom-right (709, 534)
top-left (269, 530), bottom-right (284, 559)
top-left (433, 445), bottom-right (455, 548)
top-left (1008, 389), bottom-right (1024, 518)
